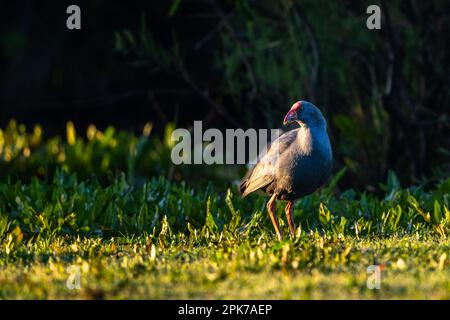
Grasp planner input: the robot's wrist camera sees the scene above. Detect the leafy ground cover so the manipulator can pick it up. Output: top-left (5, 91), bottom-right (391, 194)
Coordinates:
top-left (0, 171), bottom-right (449, 299)
top-left (0, 122), bottom-right (449, 299)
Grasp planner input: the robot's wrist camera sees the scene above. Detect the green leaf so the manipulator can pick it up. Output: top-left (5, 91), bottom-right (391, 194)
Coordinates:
top-left (205, 196), bottom-right (218, 232)
top-left (168, 0), bottom-right (182, 17)
top-left (387, 170), bottom-right (401, 192)
top-left (433, 200), bottom-right (442, 224)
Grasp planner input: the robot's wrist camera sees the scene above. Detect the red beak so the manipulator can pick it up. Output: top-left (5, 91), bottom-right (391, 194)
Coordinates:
top-left (283, 110), bottom-right (297, 126)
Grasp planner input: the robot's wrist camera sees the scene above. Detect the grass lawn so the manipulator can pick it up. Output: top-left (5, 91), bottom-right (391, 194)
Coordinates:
top-left (0, 172), bottom-right (449, 299)
top-left (0, 234), bottom-right (449, 299)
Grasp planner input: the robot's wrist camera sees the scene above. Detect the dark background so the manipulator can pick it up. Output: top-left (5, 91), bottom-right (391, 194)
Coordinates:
top-left (1, 0), bottom-right (449, 190)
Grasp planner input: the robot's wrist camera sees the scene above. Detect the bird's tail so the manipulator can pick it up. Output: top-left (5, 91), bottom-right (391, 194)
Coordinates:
top-left (239, 179), bottom-right (249, 197)
top-left (239, 165), bottom-right (256, 197)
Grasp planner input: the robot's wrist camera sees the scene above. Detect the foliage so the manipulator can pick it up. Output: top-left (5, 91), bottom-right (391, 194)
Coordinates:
top-left (0, 121), bottom-right (449, 299)
top-left (2, 1), bottom-right (449, 299)
top-left (113, 0), bottom-right (450, 189)
top-left (0, 167), bottom-right (448, 242)
top-left (0, 169), bottom-right (449, 299)
top-left (0, 120), bottom-right (237, 187)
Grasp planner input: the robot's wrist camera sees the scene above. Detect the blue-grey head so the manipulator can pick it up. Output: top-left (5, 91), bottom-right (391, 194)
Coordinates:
top-left (283, 101), bottom-right (327, 129)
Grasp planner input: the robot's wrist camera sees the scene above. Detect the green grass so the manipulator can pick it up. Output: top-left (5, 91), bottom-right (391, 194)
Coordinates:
top-left (0, 121), bottom-right (449, 299)
top-left (1, 233), bottom-right (449, 299)
top-left (0, 170), bottom-right (449, 299)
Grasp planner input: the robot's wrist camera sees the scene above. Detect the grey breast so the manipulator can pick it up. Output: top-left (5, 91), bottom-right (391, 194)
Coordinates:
top-left (273, 127), bottom-right (332, 200)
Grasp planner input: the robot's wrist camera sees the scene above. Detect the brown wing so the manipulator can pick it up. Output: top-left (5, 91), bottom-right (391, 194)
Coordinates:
top-left (240, 129), bottom-right (299, 197)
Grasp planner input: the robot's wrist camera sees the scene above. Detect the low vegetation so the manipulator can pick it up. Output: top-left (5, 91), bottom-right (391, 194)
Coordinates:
top-left (0, 122), bottom-right (449, 299)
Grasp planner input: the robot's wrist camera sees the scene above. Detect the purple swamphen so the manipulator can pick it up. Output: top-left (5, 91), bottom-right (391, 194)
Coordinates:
top-left (240, 101), bottom-right (333, 240)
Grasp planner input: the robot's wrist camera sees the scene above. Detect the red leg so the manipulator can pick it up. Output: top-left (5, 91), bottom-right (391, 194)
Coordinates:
top-left (285, 201), bottom-right (296, 238)
top-left (267, 193), bottom-right (283, 240)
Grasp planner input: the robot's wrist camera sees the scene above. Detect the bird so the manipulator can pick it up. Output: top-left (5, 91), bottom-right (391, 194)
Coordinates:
top-left (240, 101), bottom-right (333, 240)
